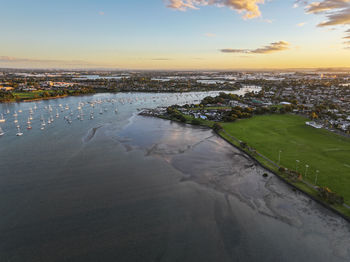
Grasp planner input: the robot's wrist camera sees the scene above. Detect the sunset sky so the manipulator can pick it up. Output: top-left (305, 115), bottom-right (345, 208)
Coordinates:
top-left (1, 0), bottom-right (350, 69)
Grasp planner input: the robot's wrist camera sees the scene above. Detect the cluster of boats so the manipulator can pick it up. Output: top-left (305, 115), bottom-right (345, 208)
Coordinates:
top-left (0, 98), bottom-right (121, 137)
top-left (0, 92), bottom-right (227, 137)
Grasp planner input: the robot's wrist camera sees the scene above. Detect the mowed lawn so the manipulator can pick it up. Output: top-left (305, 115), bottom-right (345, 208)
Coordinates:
top-left (13, 91), bottom-right (45, 99)
top-left (222, 114), bottom-right (350, 204)
top-left (12, 91), bottom-right (62, 99)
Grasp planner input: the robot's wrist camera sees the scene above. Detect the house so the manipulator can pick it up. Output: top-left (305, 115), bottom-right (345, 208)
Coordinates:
top-left (280, 102), bottom-right (291, 105)
top-left (306, 121), bottom-right (323, 129)
top-left (0, 86), bottom-right (14, 91)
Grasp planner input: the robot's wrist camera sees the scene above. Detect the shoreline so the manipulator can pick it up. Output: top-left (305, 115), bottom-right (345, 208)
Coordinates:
top-left (0, 94), bottom-right (70, 103)
top-left (217, 129), bottom-right (350, 223)
top-left (0, 88), bottom-right (241, 104)
top-left (142, 111), bottom-right (350, 222)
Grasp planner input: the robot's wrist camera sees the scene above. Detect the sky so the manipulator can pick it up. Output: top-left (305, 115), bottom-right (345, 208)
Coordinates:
top-left (0, 0), bottom-right (350, 70)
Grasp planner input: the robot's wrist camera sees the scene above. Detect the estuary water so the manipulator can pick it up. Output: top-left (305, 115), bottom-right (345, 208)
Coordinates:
top-left (0, 90), bottom-right (349, 262)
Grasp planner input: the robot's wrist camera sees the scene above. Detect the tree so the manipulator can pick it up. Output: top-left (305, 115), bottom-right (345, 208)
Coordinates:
top-left (213, 123), bottom-right (223, 132)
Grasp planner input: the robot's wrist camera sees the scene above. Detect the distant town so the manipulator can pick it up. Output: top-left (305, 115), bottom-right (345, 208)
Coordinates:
top-left (1, 69), bottom-right (350, 134)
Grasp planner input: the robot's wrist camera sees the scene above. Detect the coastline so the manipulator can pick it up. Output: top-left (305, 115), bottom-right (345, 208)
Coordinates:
top-left (142, 111), bottom-right (350, 222)
top-left (0, 88), bottom-right (241, 104)
top-left (217, 129), bottom-right (350, 223)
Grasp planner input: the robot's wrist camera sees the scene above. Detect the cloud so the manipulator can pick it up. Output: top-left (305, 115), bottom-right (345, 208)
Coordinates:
top-left (297, 22), bottom-right (306, 26)
top-left (296, 1), bottom-right (350, 47)
top-left (317, 7), bottom-right (350, 27)
top-left (263, 18), bottom-right (273, 23)
top-left (150, 58), bottom-right (172, 61)
top-left (165, 0), bottom-right (266, 19)
top-left (0, 56), bottom-right (57, 63)
top-left (0, 56), bottom-right (92, 67)
top-left (204, 33), bottom-right (216, 37)
top-left (298, 1), bottom-right (350, 27)
top-left (344, 28), bottom-right (350, 40)
top-left (305, 0), bottom-right (350, 13)
top-left (220, 41), bottom-right (290, 54)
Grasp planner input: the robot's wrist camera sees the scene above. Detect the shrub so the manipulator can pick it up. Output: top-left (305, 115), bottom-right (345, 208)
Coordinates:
top-left (178, 115), bottom-right (187, 123)
top-left (240, 141), bottom-right (247, 148)
top-left (212, 123), bottom-right (223, 132)
top-left (279, 167), bottom-right (286, 173)
top-left (191, 119), bottom-right (201, 125)
top-left (318, 187), bottom-right (344, 205)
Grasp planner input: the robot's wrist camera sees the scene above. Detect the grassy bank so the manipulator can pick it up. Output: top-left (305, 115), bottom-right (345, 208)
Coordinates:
top-left (158, 111), bottom-right (350, 218)
top-left (221, 114), bottom-right (350, 206)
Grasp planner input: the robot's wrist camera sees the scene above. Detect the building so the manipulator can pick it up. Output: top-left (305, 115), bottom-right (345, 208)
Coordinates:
top-left (306, 121), bottom-right (323, 129)
top-left (0, 86), bottom-right (14, 91)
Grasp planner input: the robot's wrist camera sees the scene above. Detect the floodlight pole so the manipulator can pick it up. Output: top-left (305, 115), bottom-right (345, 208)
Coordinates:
top-left (315, 170), bottom-right (319, 185)
top-left (305, 165), bottom-right (309, 178)
top-left (278, 150), bottom-right (282, 165)
top-left (295, 160), bottom-right (300, 172)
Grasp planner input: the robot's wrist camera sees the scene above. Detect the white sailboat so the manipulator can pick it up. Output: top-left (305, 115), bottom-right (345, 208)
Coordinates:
top-left (16, 126), bottom-right (23, 136)
top-left (41, 119), bottom-right (45, 130)
top-left (0, 114), bottom-right (5, 123)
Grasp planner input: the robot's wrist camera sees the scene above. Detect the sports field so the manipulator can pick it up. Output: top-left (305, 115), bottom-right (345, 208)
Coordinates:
top-left (221, 114), bottom-right (350, 205)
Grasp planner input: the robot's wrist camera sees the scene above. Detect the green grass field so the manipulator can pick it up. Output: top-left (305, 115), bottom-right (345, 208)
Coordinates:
top-left (12, 91), bottom-right (47, 99)
top-left (11, 91), bottom-right (66, 100)
top-left (221, 114), bottom-right (350, 205)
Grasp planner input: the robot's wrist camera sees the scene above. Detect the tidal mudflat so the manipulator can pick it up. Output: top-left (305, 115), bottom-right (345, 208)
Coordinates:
top-left (0, 93), bottom-right (349, 262)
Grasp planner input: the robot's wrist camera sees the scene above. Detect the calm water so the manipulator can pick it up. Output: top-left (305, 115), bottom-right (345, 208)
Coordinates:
top-left (0, 90), bottom-right (349, 262)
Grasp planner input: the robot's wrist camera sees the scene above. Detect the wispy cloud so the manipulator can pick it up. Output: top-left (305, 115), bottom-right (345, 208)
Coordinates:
top-left (150, 58), bottom-right (172, 61)
top-left (297, 22), bottom-right (306, 27)
top-left (165, 0), bottom-right (266, 19)
top-left (0, 56), bottom-right (93, 67)
top-left (298, 0), bottom-right (350, 27)
top-left (299, 0), bottom-right (350, 27)
top-left (317, 8), bottom-right (350, 27)
top-left (220, 41), bottom-right (290, 54)
top-left (204, 33), bottom-right (216, 37)
top-left (305, 0), bottom-right (350, 14)
top-left (295, 0), bottom-right (350, 47)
